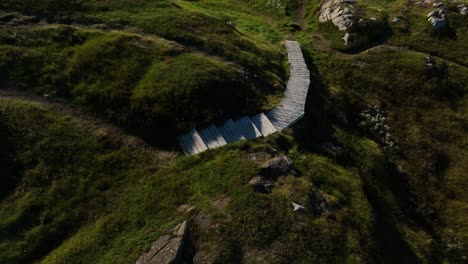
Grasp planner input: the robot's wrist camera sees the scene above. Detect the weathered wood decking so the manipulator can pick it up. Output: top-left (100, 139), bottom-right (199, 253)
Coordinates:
top-left (178, 40), bottom-right (310, 155)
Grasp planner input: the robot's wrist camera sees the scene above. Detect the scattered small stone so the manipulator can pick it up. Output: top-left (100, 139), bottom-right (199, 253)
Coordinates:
top-left (249, 176), bottom-right (275, 194)
top-left (178, 204), bottom-right (195, 214)
top-left (457, 4), bottom-right (468, 15)
top-left (392, 17), bottom-right (401, 23)
top-left (357, 103), bottom-right (399, 153)
top-left (426, 56), bottom-right (436, 69)
top-left (342, 32), bottom-right (350, 45)
top-left (291, 202), bottom-right (306, 213)
top-left (226, 21), bottom-right (236, 28)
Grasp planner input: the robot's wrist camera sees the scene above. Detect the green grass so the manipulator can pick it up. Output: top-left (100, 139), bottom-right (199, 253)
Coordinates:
top-left (0, 0), bottom-right (467, 263)
top-left (0, 98), bottom-right (377, 263)
top-left (310, 47), bottom-right (468, 262)
top-left (0, 25), bottom-right (278, 136)
top-left (0, 0), bottom-right (292, 136)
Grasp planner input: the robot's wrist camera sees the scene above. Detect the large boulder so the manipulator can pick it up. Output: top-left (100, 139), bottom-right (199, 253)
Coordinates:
top-left (136, 221), bottom-right (188, 264)
top-left (318, 0), bottom-right (358, 31)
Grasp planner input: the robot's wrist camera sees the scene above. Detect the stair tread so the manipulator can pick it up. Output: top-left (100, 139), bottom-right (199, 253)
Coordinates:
top-left (235, 116), bottom-right (263, 140)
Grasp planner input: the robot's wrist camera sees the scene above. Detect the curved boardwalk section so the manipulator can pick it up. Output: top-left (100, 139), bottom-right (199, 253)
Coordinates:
top-left (178, 40), bottom-right (310, 155)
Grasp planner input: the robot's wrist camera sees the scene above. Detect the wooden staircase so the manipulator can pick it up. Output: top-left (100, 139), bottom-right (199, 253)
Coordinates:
top-left (178, 40), bottom-right (310, 155)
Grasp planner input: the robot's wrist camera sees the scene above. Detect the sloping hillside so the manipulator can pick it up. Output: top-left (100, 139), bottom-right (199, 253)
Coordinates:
top-left (0, 0), bottom-right (467, 263)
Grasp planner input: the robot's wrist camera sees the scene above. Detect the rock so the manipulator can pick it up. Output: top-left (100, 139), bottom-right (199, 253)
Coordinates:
top-left (249, 176), bottom-right (275, 194)
top-left (427, 9), bottom-right (448, 31)
top-left (260, 156), bottom-right (294, 178)
top-left (226, 21), bottom-right (236, 28)
top-left (457, 4), bottom-right (468, 15)
top-left (318, 0), bottom-right (358, 31)
top-left (309, 189), bottom-right (330, 216)
top-left (291, 202), bottom-right (306, 213)
top-left (178, 204), bottom-right (195, 214)
top-left (426, 55), bottom-right (436, 68)
top-left (392, 17), bottom-right (401, 23)
top-left (136, 221), bottom-right (188, 264)
top-left (342, 32), bottom-right (350, 45)
top-left (432, 2), bottom-right (443, 7)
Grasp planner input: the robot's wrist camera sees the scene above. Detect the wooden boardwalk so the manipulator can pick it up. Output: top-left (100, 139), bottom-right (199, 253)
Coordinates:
top-left (178, 40), bottom-right (310, 155)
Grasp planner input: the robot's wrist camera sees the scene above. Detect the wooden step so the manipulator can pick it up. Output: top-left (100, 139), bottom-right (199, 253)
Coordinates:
top-left (252, 112), bottom-right (277, 136)
top-left (235, 116), bottom-right (263, 140)
top-left (178, 40), bottom-right (310, 155)
top-left (220, 119), bottom-right (245, 143)
top-left (178, 129), bottom-right (208, 155)
top-left (199, 125), bottom-right (227, 149)
top-left (177, 134), bottom-right (192, 155)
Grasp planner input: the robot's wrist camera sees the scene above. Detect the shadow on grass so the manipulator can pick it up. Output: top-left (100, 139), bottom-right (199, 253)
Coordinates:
top-left (288, 51), bottom-right (424, 263)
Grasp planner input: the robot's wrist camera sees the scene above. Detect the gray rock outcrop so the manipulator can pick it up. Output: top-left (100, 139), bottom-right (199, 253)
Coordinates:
top-left (136, 221), bottom-right (188, 264)
top-left (427, 9), bottom-right (448, 31)
top-left (318, 0), bottom-right (358, 30)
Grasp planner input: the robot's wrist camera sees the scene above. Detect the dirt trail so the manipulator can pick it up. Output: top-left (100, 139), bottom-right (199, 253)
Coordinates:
top-left (344, 44), bottom-right (468, 68)
top-left (0, 89), bottom-right (177, 165)
top-left (297, 0), bottom-right (308, 29)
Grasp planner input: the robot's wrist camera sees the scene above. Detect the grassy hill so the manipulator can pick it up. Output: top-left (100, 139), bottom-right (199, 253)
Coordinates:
top-left (0, 0), bottom-right (289, 143)
top-left (0, 0), bottom-right (467, 263)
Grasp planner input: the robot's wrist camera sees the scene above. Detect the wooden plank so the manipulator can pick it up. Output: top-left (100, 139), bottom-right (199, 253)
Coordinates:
top-left (252, 112), bottom-right (277, 136)
top-left (235, 116), bottom-right (263, 140)
top-left (178, 40), bottom-right (310, 155)
top-left (180, 133), bottom-right (197, 155)
top-left (226, 119), bottom-right (246, 141)
top-left (218, 121), bottom-right (234, 143)
top-left (177, 135), bottom-right (191, 155)
top-left (187, 129), bottom-right (208, 154)
top-left (199, 126), bottom-right (219, 149)
top-left (207, 125), bottom-right (227, 147)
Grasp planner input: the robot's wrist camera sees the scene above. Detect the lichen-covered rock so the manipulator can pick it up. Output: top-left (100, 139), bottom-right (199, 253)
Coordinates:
top-left (136, 221), bottom-right (188, 264)
top-left (318, 0), bottom-right (358, 30)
